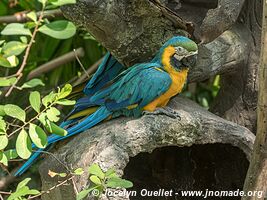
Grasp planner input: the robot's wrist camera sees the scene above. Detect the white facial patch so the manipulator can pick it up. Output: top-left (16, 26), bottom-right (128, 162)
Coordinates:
top-left (174, 46), bottom-right (198, 61)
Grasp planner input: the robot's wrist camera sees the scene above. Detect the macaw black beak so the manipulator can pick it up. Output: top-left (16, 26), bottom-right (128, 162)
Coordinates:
top-left (181, 52), bottom-right (198, 68)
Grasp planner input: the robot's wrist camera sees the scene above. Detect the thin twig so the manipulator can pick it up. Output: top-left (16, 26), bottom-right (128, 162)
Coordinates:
top-left (27, 176), bottom-right (74, 199)
top-left (5, 6), bottom-right (45, 97)
top-left (8, 100), bottom-right (56, 138)
top-left (0, 9), bottom-right (62, 24)
top-left (73, 48), bottom-right (89, 78)
top-left (73, 57), bottom-right (104, 85)
top-left (33, 150), bottom-right (70, 173)
top-left (0, 191), bottom-right (11, 195)
top-left (71, 178), bottom-right (79, 195)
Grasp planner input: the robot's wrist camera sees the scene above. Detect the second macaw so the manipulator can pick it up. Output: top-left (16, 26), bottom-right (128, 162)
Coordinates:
top-left (15, 36), bottom-right (198, 176)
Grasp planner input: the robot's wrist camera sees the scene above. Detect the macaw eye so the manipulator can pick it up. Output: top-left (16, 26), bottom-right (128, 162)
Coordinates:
top-left (177, 47), bottom-right (183, 52)
top-left (175, 46), bottom-right (186, 54)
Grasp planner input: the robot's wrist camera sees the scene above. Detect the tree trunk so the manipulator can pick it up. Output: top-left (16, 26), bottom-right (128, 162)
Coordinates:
top-left (242, 0), bottom-right (267, 199)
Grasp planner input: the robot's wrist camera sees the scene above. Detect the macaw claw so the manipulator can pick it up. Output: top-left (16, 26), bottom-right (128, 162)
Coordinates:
top-left (143, 107), bottom-right (181, 120)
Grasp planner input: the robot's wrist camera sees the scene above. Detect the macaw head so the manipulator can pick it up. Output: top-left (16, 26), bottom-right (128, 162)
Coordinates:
top-left (156, 36), bottom-right (198, 71)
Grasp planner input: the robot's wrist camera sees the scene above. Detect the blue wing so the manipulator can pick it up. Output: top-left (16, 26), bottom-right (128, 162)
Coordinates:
top-left (83, 52), bottom-right (125, 96)
top-left (91, 64), bottom-right (172, 112)
top-left (66, 52), bottom-right (125, 119)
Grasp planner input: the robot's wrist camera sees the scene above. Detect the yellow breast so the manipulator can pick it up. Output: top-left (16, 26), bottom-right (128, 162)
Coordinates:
top-left (143, 69), bottom-right (188, 111)
top-left (143, 45), bottom-right (188, 111)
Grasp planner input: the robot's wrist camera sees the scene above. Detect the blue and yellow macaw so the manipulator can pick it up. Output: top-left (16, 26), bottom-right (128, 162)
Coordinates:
top-left (15, 36), bottom-right (198, 176)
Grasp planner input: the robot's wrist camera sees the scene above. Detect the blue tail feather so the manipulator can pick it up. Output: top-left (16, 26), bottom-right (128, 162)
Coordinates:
top-left (47, 107), bottom-right (111, 144)
top-left (14, 107), bottom-right (111, 176)
top-left (14, 150), bottom-right (42, 176)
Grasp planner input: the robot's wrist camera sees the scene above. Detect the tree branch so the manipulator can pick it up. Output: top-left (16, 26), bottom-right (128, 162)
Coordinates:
top-left (189, 24), bottom-right (250, 82)
top-left (39, 97), bottom-right (255, 200)
top-left (27, 48), bottom-right (85, 80)
top-left (200, 0), bottom-right (246, 43)
top-left (61, 1), bottom-right (249, 82)
top-left (61, 0), bottom-right (190, 66)
top-left (0, 9), bottom-right (62, 24)
top-left (242, 0), bottom-right (267, 197)
top-left (5, 6), bottom-right (45, 97)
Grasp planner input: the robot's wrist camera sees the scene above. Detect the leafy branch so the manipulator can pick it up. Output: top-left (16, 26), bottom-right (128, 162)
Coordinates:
top-left (0, 9), bottom-right (62, 24)
top-left (0, 84), bottom-right (75, 165)
top-left (0, 163), bottom-right (133, 200)
top-left (76, 164), bottom-right (133, 200)
top-left (0, 0), bottom-right (77, 96)
top-left (5, 5), bottom-right (46, 97)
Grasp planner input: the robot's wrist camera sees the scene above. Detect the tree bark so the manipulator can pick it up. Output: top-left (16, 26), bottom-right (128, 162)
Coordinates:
top-left (242, 0), bottom-right (267, 198)
top-left (39, 97), bottom-right (255, 200)
top-left (210, 0), bottom-right (262, 132)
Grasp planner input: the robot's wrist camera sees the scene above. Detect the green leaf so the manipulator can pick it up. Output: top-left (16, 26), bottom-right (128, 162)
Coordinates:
top-left (29, 91), bottom-right (41, 113)
top-left (4, 104), bottom-right (26, 122)
top-left (88, 164), bottom-right (105, 179)
top-left (2, 41), bottom-right (27, 57)
top-left (28, 189), bottom-right (40, 195)
top-left (0, 134), bottom-right (8, 150)
top-left (38, 0), bottom-right (47, 7)
top-left (0, 40), bottom-right (5, 46)
top-left (0, 78), bottom-right (10, 87)
top-left (26, 11), bottom-right (37, 22)
top-left (73, 168), bottom-right (84, 175)
top-left (50, 0), bottom-right (76, 6)
top-left (76, 188), bottom-right (95, 200)
top-left (56, 99), bottom-right (76, 106)
top-left (46, 107), bottom-right (60, 122)
top-left (0, 152), bottom-right (8, 166)
top-left (90, 175), bottom-right (102, 185)
top-left (0, 105), bottom-right (5, 116)
top-left (7, 55), bottom-right (19, 67)
top-left (0, 117), bottom-right (6, 131)
top-left (0, 54), bottom-right (12, 68)
top-left (38, 20), bottom-right (76, 39)
top-left (7, 178), bottom-right (40, 200)
top-left (105, 168), bottom-right (117, 178)
top-left (8, 187), bottom-right (39, 200)
top-left (42, 91), bottom-right (56, 107)
top-left (17, 178), bottom-right (31, 190)
top-left (58, 173), bottom-right (67, 177)
top-left (38, 112), bottom-right (46, 124)
top-left (44, 120), bottom-right (67, 136)
top-left (25, 22), bottom-right (37, 29)
top-left (76, 190), bottom-right (90, 200)
top-left (20, 36), bottom-right (28, 44)
top-left (106, 177), bottom-right (133, 189)
top-left (21, 78), bottom-right (45, 89)
top-left (4, 149), bottom-right (18, 160)
top-left (16, 129), bottom-right (32, 159)
top-left (1, 23), bottom-right (32, 36)
top-left (0, 77), bottom-right (17, 87)
top-left (29, 123), bottom-right (47, 148)
top-left (58, 84), bottom-right (72, 99)
top-left (8, 187), bottom-right (40, 200)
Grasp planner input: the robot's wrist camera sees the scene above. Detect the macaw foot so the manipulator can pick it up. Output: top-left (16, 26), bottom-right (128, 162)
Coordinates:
top-left (143, 107), bottom-right (181, 120)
